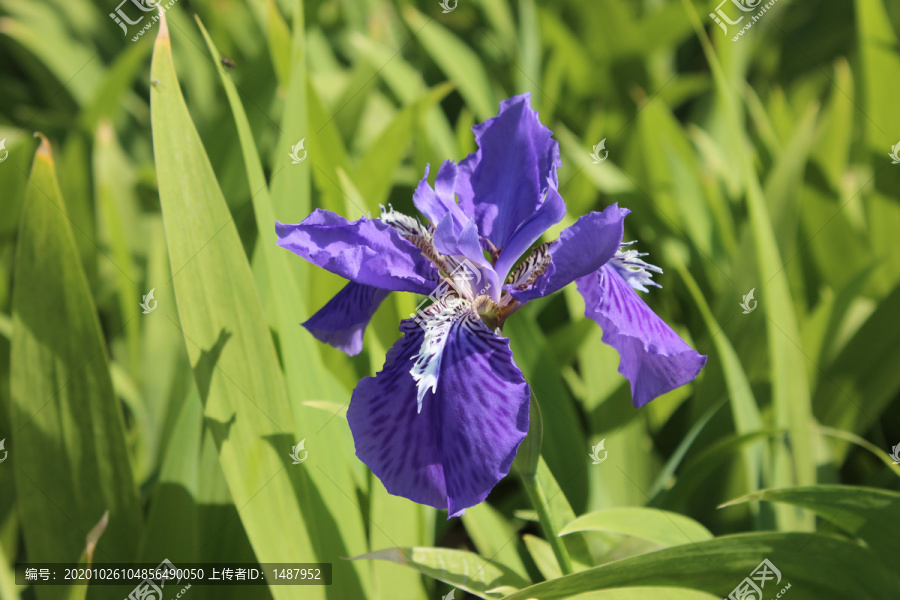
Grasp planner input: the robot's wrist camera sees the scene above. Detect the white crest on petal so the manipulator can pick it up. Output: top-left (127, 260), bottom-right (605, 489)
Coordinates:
top-left (506, 242), bottom-right (551, 289)
top-left (609, 241), bottom-right (663, 293)
top-left (410, 295), bottom-right (471, 413)
top-left (442, 256), bottom-right (486, 300)
top-left (380, 204), bottom-right (430, 238)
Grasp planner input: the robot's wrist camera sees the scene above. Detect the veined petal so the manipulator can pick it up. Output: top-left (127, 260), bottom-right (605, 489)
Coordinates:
top-left (347, 307), bottom-right (530, 517)
top-left (276, 209), bottom-right (438, 294)
top-left (302, 282), bottom-right (391, 356)
top-left (510, 204), bottom-right (627, 302)
top-left (494, 186), bottom-right (566, 284)
top-left (456, 93), bottom-right (561, 248)
top-left (410, 295), bottom-right (467, 412)
top-left (576, 264), bottom-right (707, 408)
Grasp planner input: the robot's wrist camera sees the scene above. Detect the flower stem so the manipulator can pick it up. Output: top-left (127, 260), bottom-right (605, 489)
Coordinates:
top-left (520, 473), bottom-right (573, 575)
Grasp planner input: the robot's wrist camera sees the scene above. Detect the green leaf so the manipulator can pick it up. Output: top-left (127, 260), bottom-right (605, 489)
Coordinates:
top-left (149, 15), bottom-right (324, 599)
top-left (196, 22), bottom-right (372, 596)
top-left (506, 315), bottom-right (588, 512)
top-left (368, 488), bottom-right (430, 600)
top-left (856, 0), bottom-right (900, 150)
top-left (721, 485), bottom-right (900, 564)
top-left (560, 507), bottom-right (713, 548)
top-left (501, 532), bottom-right (900, 600)
top-left (522, 534), bottom-right (563, 580)
top-left (265, 0), bottom-right (292, 89)
top-left (348, 33), bottom-right (457, 160)
top-left (353, 547), bottom-right (529, 600)
top-left (684, 0), bottom-right (815, 529)
top-left (461, 503), bottom-right (529, 580)
top-left (401, 6), bottom-right (496, 121)
top-left (92, 121), bottom-right (141, 376)
top-left (814, 282), bottom-right (900, 437)
top-left (668, 248), bottom-right (768, 508)
top-left (810, 58), bottom-right (854, 189)
top-left (353, 82), bottom-right (454, 208)
top-left (11, 135), bottom-right (141, 599)
top-left (0, 542), bottom-right (19, 600)
top-left (79, 41), bottom-right (151, 133)
top-left (270, 0), bottom-right (311, 226)
top-left (563, 588), bottom-right (719, 600)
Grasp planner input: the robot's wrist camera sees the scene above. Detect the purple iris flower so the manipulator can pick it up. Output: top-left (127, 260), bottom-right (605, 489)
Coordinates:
top-left (276, 94), bottom-right (706, 517)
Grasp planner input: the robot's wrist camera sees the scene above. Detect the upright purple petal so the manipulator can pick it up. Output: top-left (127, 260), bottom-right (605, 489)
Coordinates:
top-left (576, 264), bottom-right (707, 408)
top-left (410, 163), bottom-right (500, 298)
top-left (302, 282), bottom-right (391, 356)
top-left (432, 213), bottom-right (501, 300)
top-left (493, 187), bottom-right (566, 284)
top-left (413, 161), bottom-right (467, 227)
top-left (433, 211), bottom-right (484, 267)
top-left (276, 209), bottom-right (438, 294)
top-left (456, 94), bottom-right (561, 248)
top-left (347, 310), bottom-right (530, 517)
top-left (510, 204), bottom-right (628, 302)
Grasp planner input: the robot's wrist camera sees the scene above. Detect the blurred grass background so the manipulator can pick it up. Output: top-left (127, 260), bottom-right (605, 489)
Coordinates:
top-left (1, 0), bottom-right (900, 598)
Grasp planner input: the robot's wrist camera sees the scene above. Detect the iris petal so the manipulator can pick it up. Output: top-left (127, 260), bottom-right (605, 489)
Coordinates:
top-left (347, 311), bottom-right (530, 517)
top-left (576, 264), bottom-right (707, 407)
top-left (412, 161), bottom-right (466, 226)
top-left (456, 93), bottom-right (561, 248)
top-left (510, 204), bottom-right (627, 301)
top-left (494, 186), bottom-right (566, 284)
top-left (276, 209), bottom-right (438, 294)
top-left (302, 282), bottom-right (391, 356)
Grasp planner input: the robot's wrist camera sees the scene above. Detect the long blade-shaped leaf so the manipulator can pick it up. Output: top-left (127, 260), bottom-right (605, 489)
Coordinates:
top-left (501, 532), bottom-right (899, 600)
top-left (195, 18), bottom-right (371, 597)
top-left (11, 135), bottom-right (141, 600)
top-left (721, 485), bottom-right (900, 565)
top-left (149, 14), bottom-right (322, 599)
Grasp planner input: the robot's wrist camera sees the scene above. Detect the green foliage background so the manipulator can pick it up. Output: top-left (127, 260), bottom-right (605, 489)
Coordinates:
top-left (1, 0), bottom-right (900, 598)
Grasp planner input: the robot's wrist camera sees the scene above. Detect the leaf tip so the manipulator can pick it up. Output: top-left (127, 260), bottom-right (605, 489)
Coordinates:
top-left (156, 8), bottom-right (170, 42)
top-left (33, 132), bottom-right (53, 163)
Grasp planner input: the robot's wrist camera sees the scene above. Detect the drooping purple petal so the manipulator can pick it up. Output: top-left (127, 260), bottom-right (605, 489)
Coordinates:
top-left (510, 204), bottom-right (628, 302)
top-left (276, 209), bottom-right (438, 294)
top-left (347, 309), bottom-right (530, 517)
top-left (455, 94), bottom-right (561, 248)
top-left (302, 282), bottom-right (391, 356)
top-left (576, 264), bottom-right (707, 408)
top-left (493, 186), bottom-right (566, 284)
